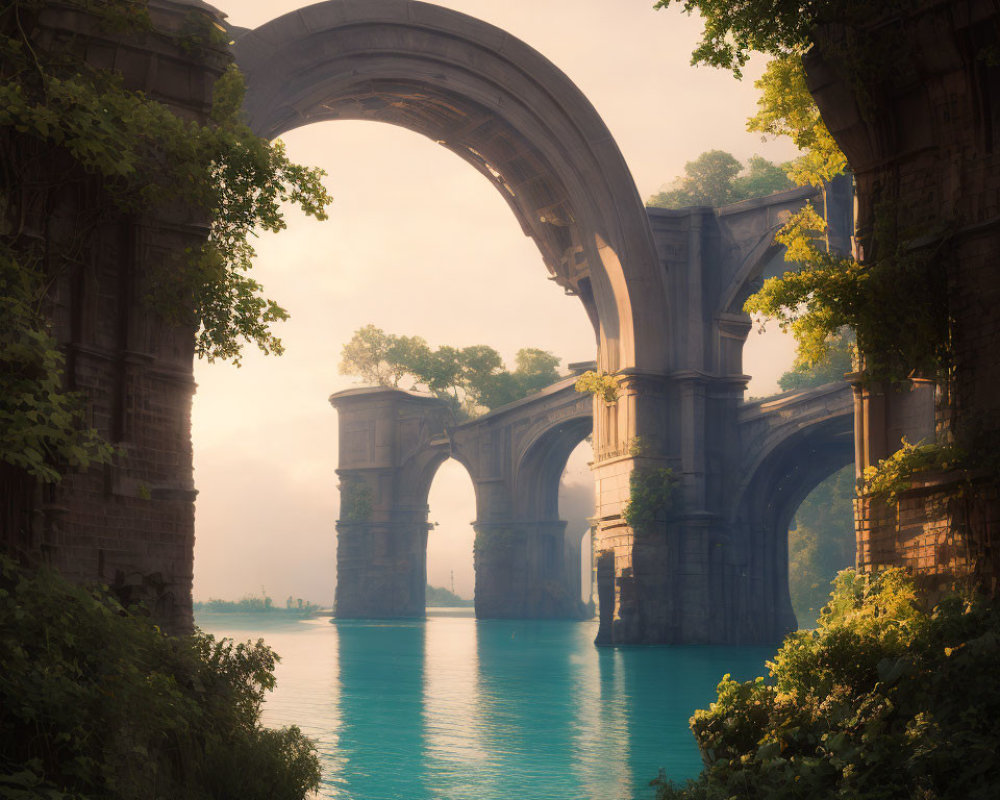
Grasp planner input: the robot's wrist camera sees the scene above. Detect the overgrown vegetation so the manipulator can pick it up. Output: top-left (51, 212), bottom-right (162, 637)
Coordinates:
top-left (0, 0), bottom-right (331, 483)
top-left (654, 568), bottom-right (1000, 799)
top-left (339, 324), bottom-right (562, 418)
top-left (574, 370), bottom-right (621, 403)
top-left (0, 555), bottom-right (321, 800)
top-left (863, 438), bottom-right (966, 507)
top-left (657, 0), bottom-right (950, 385)
top-left (623, 467), bottom-right (678, 530)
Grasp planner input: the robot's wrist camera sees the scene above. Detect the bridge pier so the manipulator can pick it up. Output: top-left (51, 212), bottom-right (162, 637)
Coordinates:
top-left (473, 519), bottom-right (582, 618)
top-left (329, 388), bottom-right (453, 619)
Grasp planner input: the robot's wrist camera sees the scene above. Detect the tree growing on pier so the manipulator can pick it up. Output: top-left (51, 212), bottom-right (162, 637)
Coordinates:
top-left (339, 324), bottom-right (561, 417)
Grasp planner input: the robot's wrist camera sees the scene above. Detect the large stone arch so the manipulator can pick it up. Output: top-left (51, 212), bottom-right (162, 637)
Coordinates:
top-left (233, 0), bottom-right (667, 374)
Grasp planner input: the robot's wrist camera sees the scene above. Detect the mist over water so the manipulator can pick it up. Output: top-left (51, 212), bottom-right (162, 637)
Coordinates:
top-left (198, 612), bottom-right (772, 800)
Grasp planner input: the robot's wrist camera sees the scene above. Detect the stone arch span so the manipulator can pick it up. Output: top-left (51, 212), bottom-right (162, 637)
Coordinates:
top-left (233, 0), bottom-right (667, 373)
top-left (721, 383), bottom-right (855, 642)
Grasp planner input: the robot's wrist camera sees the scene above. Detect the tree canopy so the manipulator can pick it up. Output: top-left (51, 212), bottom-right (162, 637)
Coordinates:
top-left (647, 151), bottom-right (793, 209)
top-left (652, 0), bottom-right (850, 76)
top-left (339, 325), bottom-right (562, 417)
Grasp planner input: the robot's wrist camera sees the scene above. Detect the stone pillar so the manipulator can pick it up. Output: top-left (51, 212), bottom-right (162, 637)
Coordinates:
top-left (473, 519), bottom-right (581, 618)
top-left (1, 0), bottom-right (230, 634)
top-left (329, 388), bottom-right (452, 618)
top-left (591, 372), bottom-right (683, 643)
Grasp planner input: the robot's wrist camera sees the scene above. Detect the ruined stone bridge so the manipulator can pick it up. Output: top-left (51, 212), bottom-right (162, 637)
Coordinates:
top-left (330, 372), bottom-right (853, 643)
top-left (10, 0), bottom-right (877, 645)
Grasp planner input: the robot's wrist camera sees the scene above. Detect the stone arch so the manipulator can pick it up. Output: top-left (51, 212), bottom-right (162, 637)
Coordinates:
top-left (513, 415), bottom-right (593, 520)
top-left (399, 445), bottom-right (476, 518)
top-left (233, 0), bottom-right (667, 373)
top-left (727, 392), bottom-right (854, 640)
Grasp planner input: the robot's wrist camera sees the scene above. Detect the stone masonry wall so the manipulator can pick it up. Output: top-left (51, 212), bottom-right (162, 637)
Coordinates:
top-left (808, 0), bottom-right (1000, 594)
top-left (0, 1), bottom-right (228, 632)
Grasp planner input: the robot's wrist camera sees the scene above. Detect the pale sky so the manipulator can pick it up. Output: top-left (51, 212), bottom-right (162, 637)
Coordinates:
top-left (191, 0), bottom-right (798, 605)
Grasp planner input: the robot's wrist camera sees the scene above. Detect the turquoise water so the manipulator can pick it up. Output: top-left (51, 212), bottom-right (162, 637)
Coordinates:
top-left (196, 611), bottom-right (772, 800)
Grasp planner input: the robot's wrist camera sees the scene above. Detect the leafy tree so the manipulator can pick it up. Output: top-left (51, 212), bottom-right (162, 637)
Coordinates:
top-left (732, 154), bottom-right (796, 200)
top-left (654, 569), bottom-right (1000, 799)
top-left (647, 150), bottom-right (793, 208)
top-left (339, 325), bottom-right (562, 417)
top-left (0, 0), bottom-right (331, 483)
top-left (747, 55), bottom-right (847, 189)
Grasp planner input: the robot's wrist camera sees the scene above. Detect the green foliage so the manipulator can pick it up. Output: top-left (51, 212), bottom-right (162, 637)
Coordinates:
top-left (655, 569), bottom-right (1000, 799)
top-left (777, 330), bottom-right (854, 391)
top-left (652, 0), bottom-right (817, 76)
top-left (863, 438), bottom-right (965, 506)
top-left (787, 466), bottom-right (855, 626)
top-left (647, 151), bottom-right (793, 208)
top-left (339, 478), bottom-right (374, 523)
top-left (339, 324), bottom-right (561, 417)
top-left (623, 467), bottom-right (678, 530)
top-left (744, 217), bottom-right (949, 381)
top-left (652, 1), bottom-right (919, 77)
top-left (574, 370), bottom-right (621, 403)
top-left (0, 0), bottom-right (330, 482)
top-left (747, 55), bottom-right (848, 188)
top-left (0, 249), bottom-right (115, 482)
top-left (0, 555), bottom-right (321, 800)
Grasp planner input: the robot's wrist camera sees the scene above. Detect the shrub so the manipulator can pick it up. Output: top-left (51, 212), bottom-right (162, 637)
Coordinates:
top-left (0, 555), bottom-right (321, 800)
top-left (655, 569), bottom-right (1000, 799)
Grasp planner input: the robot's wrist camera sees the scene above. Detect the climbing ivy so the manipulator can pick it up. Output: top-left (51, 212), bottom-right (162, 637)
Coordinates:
top-left (623, 467), bottom-right (678, 530)
top-left (0, 0), bottom-right (331, 482)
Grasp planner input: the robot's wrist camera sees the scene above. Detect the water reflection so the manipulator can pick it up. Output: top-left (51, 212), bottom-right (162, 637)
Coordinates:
top-left (332, 620), bottom-right (428, 800)
top-left (474, 620), bottom-right (593, 799)
top-left (196, 612), bottom-right (773, 800)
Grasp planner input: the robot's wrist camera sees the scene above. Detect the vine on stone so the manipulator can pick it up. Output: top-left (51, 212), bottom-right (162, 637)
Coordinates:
top-left (623, 467), bottom-right (678, 530)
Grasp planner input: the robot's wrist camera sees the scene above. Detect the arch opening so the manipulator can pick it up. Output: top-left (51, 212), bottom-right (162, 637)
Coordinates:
top-left (787, 464), bottom-right (855, 628)
top-left (558, 437), bottom-right (596, 607)
top-left (426, 457), bottom-right (477, 607)
top-left (233, 0), bottom-right (670, 373)
top-left (737, 418), bottom-right (855, 637)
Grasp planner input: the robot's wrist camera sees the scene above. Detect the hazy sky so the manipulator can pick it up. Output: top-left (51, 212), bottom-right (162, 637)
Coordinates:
top-left (191, 0), bottom-right (799, 604)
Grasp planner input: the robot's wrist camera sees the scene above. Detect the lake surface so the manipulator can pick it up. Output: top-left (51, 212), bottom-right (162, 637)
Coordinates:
top-left (196, 610), bottom-right (772, 800)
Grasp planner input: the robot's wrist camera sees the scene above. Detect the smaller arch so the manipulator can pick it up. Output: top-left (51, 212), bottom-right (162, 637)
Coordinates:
top-left (513, 417), bottom-right (593, 520)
